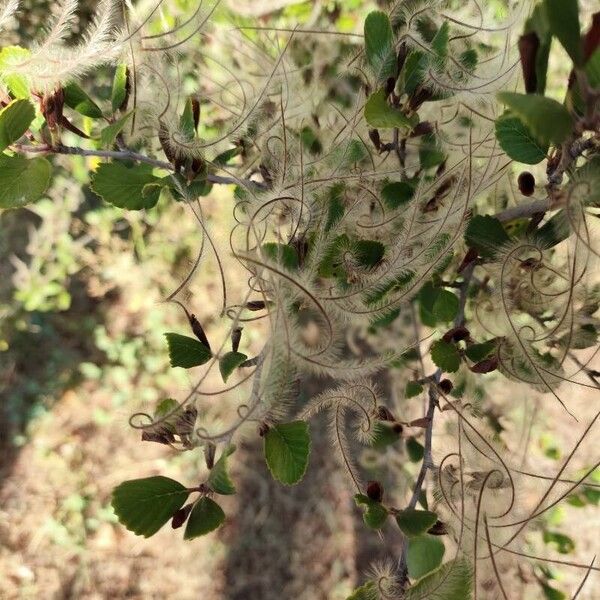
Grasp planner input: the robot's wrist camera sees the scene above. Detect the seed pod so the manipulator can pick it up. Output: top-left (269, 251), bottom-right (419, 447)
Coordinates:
top-left (442, 326), bottom-right (470, 343)
top-left (246, 300), bottom-right (267, 311)
top-left (231, 327), bottom-right (243, 353)
top-left (141, 429), bottom-right (175, 445)
top-left (410, 121), bottom-right (434, 138)
top-left (396, 42), bottom-right (408, 76)
top-left (171, 504), bottom-right (193, 529)
top-left (191, 97), bottom-right (200, 131)
top-left (470, 356), bottom-right (499, 374)
top-left (376, 405), bottom-right (395, 422)
top-left (409, 416), bottom-right (431, 428)
top-left (385, 76), bottom-right (396, 97)
top-left (258, 422), bottom-right (270, 437)
top-left (158, 121), bottom-right (178, 165)
top-left (428, 520), bottom-right (448, 535)
top-left (40, 88), bottom-right (65, 131)
top-left (188, 313), bottom-right (211, 351)
top-left (392, 422), bottom-right (404, 434)
top-left (458, 247), bottom-right (479, 273)
top-left (439, 379), bottom-right (453, 394)
top-left (366, 480), bottom-right (383, 502)
top-left (204, 442), bottom-right (216, 470)
top-left (368, 128), bottom-right (381, 151)
top-left (518, 171), bottom-right (536, 196)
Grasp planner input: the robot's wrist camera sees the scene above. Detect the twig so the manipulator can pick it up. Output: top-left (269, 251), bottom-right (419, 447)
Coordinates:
top-left (13, 143), bottom-right (264, 189)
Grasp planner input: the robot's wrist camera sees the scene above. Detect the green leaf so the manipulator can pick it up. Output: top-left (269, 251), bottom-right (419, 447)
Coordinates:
top-left (371, 422), bottom-right (402, 449)
top-left (219, 351), bottom-right (248, 383)
top-left (465, 341), bottom-right (495, 362)
top-left (0, 98), bottom-right (34, 152)
top-left (346, 581), bottom-right (378, 600)
top-left (495, 112), bottom-right (549, 164)
top-left (545, 0), bottom-right (583, 66)
top-left (164, 333), bottom-right (212, 368)
top-left (213, 146), bottom-right (241, 166)
top-left (64, 82), bottom-right (103, 119)
top-left (99, 111), bottom-right (133, 148)
top-left (0, 154), bottom-right (51, 209)
top-left (430, 340), bottom-right (461, 373)
top-left (403, 51), bottom-right (426, 96)
top-left (180, 97), bottom-right (196, 139)
top-left (262, 242), bottom-right (299, 270)
top-left (0, 46), bottom-right (31, 98)
top-left (497, 92), bottom-right (574, 146)
top-left (208, 444), bottom-right (236, 495)
top-left (381, 180), bottom-right (415, 210)
top-left (184, 497), bottom-right (225, 540)
top-left (354, 240), bottom-right (385, 268)
top-left (364, 11), bottom-right (396, 82)
top-left (395, 509), bottom-right (438, 537)
top-left (535, 210), bottom-right (570, 247)
top-left (404, 558), bottom-right (472, 600)
top-left (111, 64), bottom-right (129, 112)
top-left (586, 48), bottom-right (600, 89)
top-left (264, 421), bottom-right (311, 485)
top-left (541, 583), bottom-right (566, 600)
top-left (90, 162), bottom-right (163, 210)
top-left (543, 530), bottom-right (575, 554)
top-left (406, 437), bottom-right (424, 462)
top-left (365, 90), bottom-right (414, 129)
top-left (419, 133), bottom-right (446, 169)
top-left (464, 215), bottom-right (510, 258)
top-left (406, 534), bottom-right (445, 579)
top-left (419, 281), bottom-right (440, 327)
top-left (111, 476), bottom-right (189, 538)
top-left (432, 289), bottom-right (459, 323)
top-left (354, 494), bottom-right (388, 529)
top-left (405, 381), bottom-right (423, 399)
top-left (431, 21), bottom-right (450, 61)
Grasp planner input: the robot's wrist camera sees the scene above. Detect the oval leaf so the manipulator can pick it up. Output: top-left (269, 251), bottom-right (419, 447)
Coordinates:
top-left (165, 332), bottom-right (212, 368)
top-left (497, 92), bottom-right (574, 146)
top-left (0, 98), bottom-right (34, 152)
top-left (111, 476), bottom-right (189, 538)
top-left (404, 557), bottom-right (472, 599)
top-left (111, 64), bottom-right (129, 112)
top-left (407, 534), bottom-right (445, 580)
top-left (396, 509), bottom-right (438, 537)
top-left (183, 497), bottom-right (225, 540)
top-left (430, 339), bottom-right (461, 373)
top-left (91, 162), bottom-right (164, 210)
top-left (495, 112), bottom-right (549, 164)
top-left (64, 82), bottom-right (103, 119)
top-left (364, 11), bottom-right (396, 82)
top-left (219, 351), bottom-right (248, 383)
top-left (208, 444), bottom-right (236, 495)
top-left (0, 154), bottom-right (51, 208)
top-left (264, 421), bottom-right (311, 485)
top-left (365, 90), bottom-right (414, 129)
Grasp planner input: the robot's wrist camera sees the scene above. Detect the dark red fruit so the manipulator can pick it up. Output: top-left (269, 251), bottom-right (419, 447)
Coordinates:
top-left (518, 171), bottom-right (536, 196)
top-left (366, 480), bottom-right (383, 502)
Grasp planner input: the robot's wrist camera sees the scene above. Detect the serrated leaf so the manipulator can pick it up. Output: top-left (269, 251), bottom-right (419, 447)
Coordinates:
top-left (364, 11), bottom-right (396, 83)
top-left (406, 381), bottom-right (423, 399)
top-left (0, 98), bottom-right (34, 152)
top-left (0, 46), bottom-right (31, 98)
top-left (464, 215), bottom-right (510, 258)
top-left (219, 351), bottom-right (248, 383)
top-left (465, 341), bottom-right (496, 362)
top-left (396, 509), bottom-right (438, 537)
top-left (264, 421), bottom-right (311, 485)
top-left (432, 289), bottom-right (459, 323)
top-left (495, 112), bottom-right (549, 164)
top-left (407, 534), bottom-right (445, 579)
top-left (354, 494), bottom-right (389, 529)
top-left (381, 180), bottom-right (415, 210)
top-left (545, 0), bottom-right (583, 66)
top-left (99, 111), bottom-right (133, 148)
top-left (111, 64), bottom-right (129, 112)
top-left (111, 476), bottom-right (189, 538)
top-left (497, 92), bottom-right (574, 146)
top-left (430, 340), bottom-right (461, 373)
top-left (91, 162), bottom-right (163, 210)
top-left (365, 90), bottom-right (414, 129)
top-left (183, 497), bottom-right (225, 540)
top-left (404, 558), bottom-right (472, 600)
top-left (164, 333), bottom-right (212, 368)
top-left (0, 154), bottom-right (51, 208)
top-left (64, 82), bottom-right (103, 119)
top-left (208, 444), bottom-right (236, 495)
top-left (346, 581), bottom-right (378, 600)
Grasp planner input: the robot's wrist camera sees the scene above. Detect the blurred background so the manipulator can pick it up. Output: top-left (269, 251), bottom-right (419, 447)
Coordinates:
top-left (1, 1), bottom-right (599, 599)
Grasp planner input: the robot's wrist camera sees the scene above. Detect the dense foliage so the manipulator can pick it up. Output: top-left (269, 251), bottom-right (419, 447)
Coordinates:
top-left (1, 0), bottom-right (599, 597)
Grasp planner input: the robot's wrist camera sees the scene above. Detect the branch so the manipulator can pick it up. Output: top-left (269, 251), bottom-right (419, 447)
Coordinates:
top-left (13, 143), bottom-right (264, 189)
